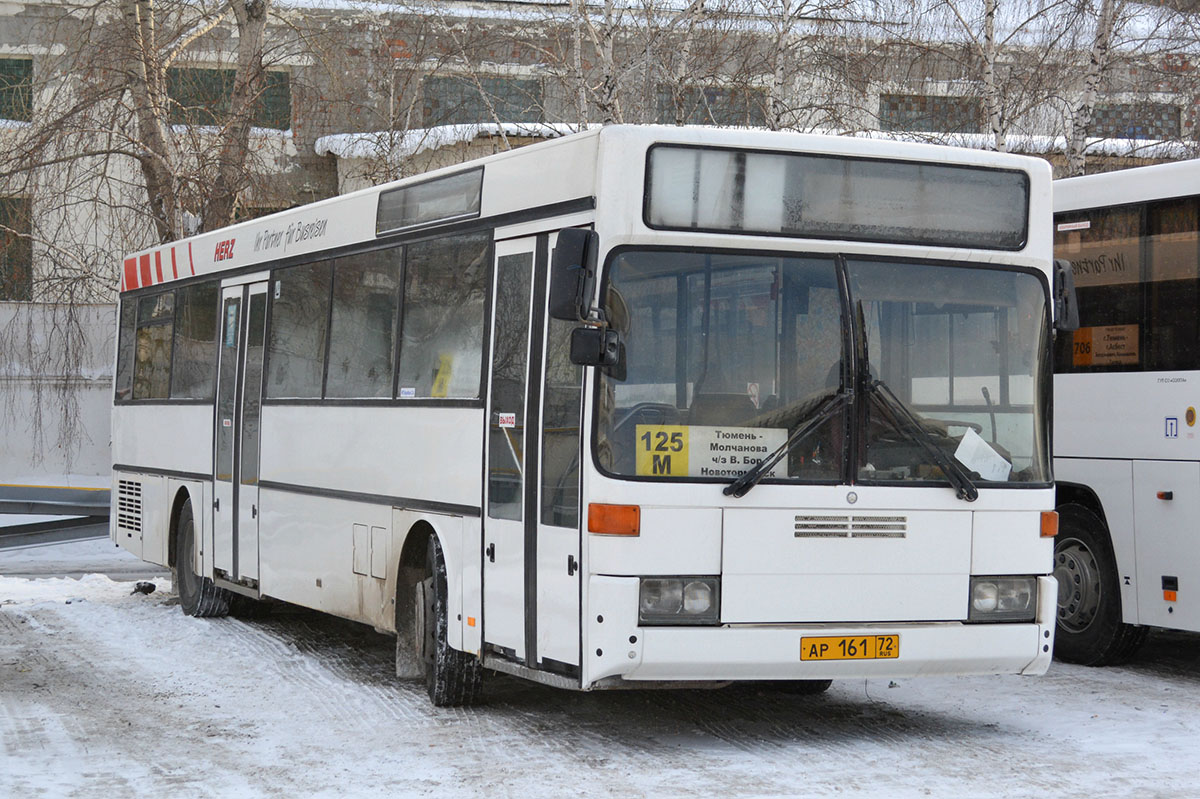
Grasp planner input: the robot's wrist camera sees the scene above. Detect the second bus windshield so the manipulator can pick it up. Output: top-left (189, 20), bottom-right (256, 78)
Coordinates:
top-left (595, 250), bottom-right (1050, 489)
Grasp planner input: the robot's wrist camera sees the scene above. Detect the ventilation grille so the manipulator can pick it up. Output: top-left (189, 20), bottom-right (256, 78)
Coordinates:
top-left (117, 480), bottom-right (142, 536)
top-left (794, 514), bottom-right (908, 539)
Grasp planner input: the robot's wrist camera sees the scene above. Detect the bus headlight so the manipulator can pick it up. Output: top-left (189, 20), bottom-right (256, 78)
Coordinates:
top-left (968, 576), bottom-right (1037, 622)
top-left (639, 577), bottom-right (720, 625)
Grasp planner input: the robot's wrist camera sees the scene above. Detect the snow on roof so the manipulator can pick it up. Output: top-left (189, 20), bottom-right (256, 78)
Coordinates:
top-left (314, 122), bottom-right (589, 162)
top-left (850, 130), bottom-right (1199, 159)
top-left (316, 122), bottom-right (1197, 163)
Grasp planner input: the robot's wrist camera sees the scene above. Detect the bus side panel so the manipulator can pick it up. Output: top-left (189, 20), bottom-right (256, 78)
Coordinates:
top-left (1054, 457), bottom-right (1139, 625)
top-left (111, 405), bottom-right (214, 478)
top-left (1131, 460), bottom-right (1200, 633)
top-left (110, 470), bottom-right (168, 566)
top-left (258, 406), bottom-right (483, 512)
top-left (258, 489), bottom-right (394, 626)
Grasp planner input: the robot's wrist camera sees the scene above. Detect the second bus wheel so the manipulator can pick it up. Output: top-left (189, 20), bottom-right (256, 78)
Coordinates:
top-left (415, 535), bottom-right (482, 706)
top-left (1053, 504), bottom-right (1148, 665)
top-left (174, 498), bottom-right (231, 618)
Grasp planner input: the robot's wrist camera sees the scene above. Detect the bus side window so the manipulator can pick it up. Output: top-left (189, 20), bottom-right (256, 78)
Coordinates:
top-left (133, 291), bottom-right (174, 399)
top-left (397, 232), bottom-right (490, 399)
top-left (170, 281), bottom-right (220, 399)
top-left (114, 300), bottom-right (135, 400)
top-left (326, 247), bottom-right (401, 399)
top-left (265, 261), bottom-right (332, 399)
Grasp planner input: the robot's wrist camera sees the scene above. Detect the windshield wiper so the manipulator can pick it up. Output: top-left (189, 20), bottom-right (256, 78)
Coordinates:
top-left (868, 378), bottom-right (979, 502)
top-left (723, 391), bottom-right (846, 498)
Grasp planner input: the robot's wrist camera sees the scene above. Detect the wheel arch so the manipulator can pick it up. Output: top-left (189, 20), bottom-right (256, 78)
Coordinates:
top-left (1055, 481), bottom-right (1110, 531)
top-left (394, 521), bottom-right (435, 623)
top-left (167, 486), bottom-right (195, 570)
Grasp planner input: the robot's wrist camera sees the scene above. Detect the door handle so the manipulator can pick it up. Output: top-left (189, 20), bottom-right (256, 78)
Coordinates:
top-left (567, 554), bottom-right (578, 576)
top-left (214, 497), bottom-right (220, 511)
top-left (252, 504), bottom-right (257, 519)
top-left (486, 543), bottom-right (495, 563)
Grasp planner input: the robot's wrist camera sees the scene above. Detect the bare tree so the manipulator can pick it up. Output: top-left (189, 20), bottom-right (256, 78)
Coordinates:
top-left (0, 0), bottom-right (310, 471)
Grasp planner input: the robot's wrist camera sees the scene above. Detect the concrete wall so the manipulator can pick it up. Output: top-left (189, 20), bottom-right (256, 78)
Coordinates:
top-left (0, 301), bottom-right (114, 479)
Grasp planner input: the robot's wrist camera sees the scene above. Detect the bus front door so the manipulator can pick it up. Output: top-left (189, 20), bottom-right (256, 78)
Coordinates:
top-left (484, 234), bottom-right (583, 672)
top-left (213, 281), bottom-right (268, 591)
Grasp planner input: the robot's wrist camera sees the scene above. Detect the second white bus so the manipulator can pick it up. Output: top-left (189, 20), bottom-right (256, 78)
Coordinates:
top-left (112, 125), bottom-right (1066, 705)
top-left (1054, 159), bottom-right (1200, 664)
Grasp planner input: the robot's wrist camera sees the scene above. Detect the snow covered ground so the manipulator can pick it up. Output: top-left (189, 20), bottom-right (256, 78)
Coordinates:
top-left (2, 539), bottom-right (1199, 798)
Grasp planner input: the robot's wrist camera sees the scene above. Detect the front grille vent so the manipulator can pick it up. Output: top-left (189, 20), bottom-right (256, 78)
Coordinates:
top-left (794, 514), bottom-right (907, 539)
top-left (117, 480), bottom-right (143, 536)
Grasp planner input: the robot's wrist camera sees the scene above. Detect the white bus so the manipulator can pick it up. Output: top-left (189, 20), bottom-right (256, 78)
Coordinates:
top-left (112, 125), bottom-right (1067, 706)
top-left (1053, 159), bottom-right (1200, 664)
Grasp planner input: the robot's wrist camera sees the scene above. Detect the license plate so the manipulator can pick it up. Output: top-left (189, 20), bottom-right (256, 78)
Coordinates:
top-left (800, 635), bottom-right (900, 661)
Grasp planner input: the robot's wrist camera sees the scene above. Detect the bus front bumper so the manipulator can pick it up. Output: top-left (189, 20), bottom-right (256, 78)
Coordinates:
top-left (585, 575), bottom-right (1056, 686)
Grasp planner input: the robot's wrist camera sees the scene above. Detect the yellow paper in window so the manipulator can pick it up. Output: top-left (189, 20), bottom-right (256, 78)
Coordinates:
top-left (431, 353), bottom-right (452, 397)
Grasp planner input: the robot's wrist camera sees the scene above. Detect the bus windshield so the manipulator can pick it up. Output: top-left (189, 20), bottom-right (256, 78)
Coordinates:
top-left (595, 250), bottom-right (1051, 488)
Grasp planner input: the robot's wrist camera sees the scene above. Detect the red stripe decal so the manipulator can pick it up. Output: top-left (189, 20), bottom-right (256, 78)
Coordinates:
top-left (139, 254), bottom-right (152, 286)
top-left (170, 247), bottom-right (179, 279)
top-left (188, 242), bottom-right (195, 275)
top-left (154, 250), bottom-right (164, 283)
top-left (123, 257), bottom-right (138, 291)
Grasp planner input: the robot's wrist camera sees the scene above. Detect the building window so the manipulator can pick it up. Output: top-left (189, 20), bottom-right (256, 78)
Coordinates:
top-left (0, 58), bottom-right (31, 122)
top-left (878, 93), bottom-right (983, 133)
top-left (167, 67), bottom-right (291, 130)
top-left (1092, 103), bottom-right (1180, 140)
top-left (656, 85), bottom-right (766, 127)
top-left (421, 75), bottom-right (542, 126)
top-left (0, 197), bottom-right (31, 300)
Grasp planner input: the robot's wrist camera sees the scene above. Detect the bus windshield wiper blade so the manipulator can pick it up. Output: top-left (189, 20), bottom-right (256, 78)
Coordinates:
top-left (869, 379), bottom-right (979, 502)
top-left (724, 392), bottom-right (846, 499)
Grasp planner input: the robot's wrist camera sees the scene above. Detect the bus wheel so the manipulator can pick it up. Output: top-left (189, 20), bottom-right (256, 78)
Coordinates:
top-left (1052, 504), bottom-right (1147, 665)
top-left (415, 535), bottom-right (482, 706)
top-left (174, 497), bottom-right (230, 618)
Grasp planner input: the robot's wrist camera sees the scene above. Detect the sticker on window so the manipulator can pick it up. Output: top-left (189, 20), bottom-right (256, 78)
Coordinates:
top-left (1072, 325), bottom-right (1138, 367)
top-left (635, 425), bottom-right (787, 478)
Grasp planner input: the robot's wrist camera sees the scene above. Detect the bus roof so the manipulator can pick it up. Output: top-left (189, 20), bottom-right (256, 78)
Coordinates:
top-left (121, 124), bottom-right (1051, 294)
top-left (1054, 158), bottom-right (1200, 214)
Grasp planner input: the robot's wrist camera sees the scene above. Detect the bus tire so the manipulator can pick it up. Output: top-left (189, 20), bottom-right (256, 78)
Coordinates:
top-left (416, 535), bottom-right (482, 706)
top-left (1053, 504), bottom-right (1147, 665)
top-left (174, 497), bottom-right (231, 619)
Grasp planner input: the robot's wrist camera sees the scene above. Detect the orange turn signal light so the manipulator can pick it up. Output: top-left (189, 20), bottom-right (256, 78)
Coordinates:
top-left (1040, 511), bottom-right (1059, 538)
top-left (1165, 590), bottom-right (1178, 602)
top-left (588, 503), bottom-right (640, 536)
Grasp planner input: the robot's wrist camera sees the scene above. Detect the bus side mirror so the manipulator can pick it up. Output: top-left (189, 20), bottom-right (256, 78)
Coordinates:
top-left (1053, 258), bottom-right (1080, 332)
top-left (569, 326), bottom-right (621, 368)
top-left (549, 228), bottom-right (598, 321)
